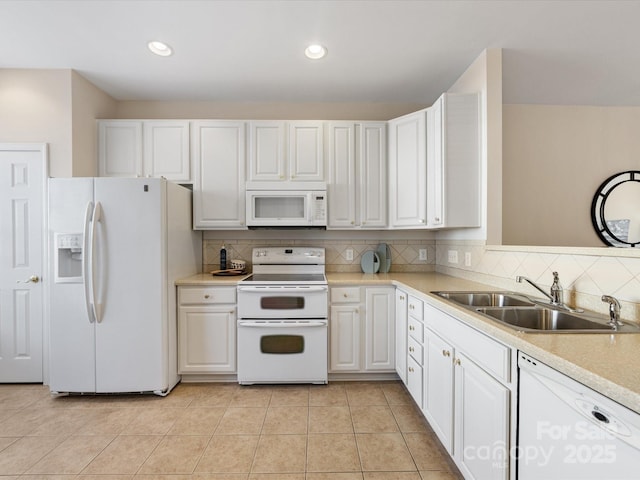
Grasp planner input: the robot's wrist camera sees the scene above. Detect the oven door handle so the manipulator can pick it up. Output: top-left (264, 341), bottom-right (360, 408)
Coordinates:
top-left (238, 320), bottom-right (327, 328)
top-left (237, 286), bottom-right (328, 293)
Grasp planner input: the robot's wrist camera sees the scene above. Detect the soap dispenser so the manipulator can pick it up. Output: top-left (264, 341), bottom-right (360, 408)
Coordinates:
top-left (220, 244), bottom-right (227, 270)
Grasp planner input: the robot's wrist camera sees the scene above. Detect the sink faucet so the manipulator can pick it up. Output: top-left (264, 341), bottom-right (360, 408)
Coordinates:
top-left (516, 272), bottom-right (563, 305)
top-left (601, 295), bottom-right (623, 330)
top-left (515, 271), bottom-right (583, 312)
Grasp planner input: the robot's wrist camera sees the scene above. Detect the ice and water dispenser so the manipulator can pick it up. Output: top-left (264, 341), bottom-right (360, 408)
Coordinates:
top-left (54, 233), bottom-right (83, 282)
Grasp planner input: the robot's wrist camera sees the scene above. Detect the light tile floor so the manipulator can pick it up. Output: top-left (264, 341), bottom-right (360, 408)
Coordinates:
top-left (0, 381), bottom-right (463, 480)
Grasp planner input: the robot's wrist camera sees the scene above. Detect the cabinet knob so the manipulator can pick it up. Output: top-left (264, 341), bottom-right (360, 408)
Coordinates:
top-left (362, 221), bottom-right (366, 225)
top-left (279, 175), bottom-right (284, 179)
top-left (420, 219), bottom-right (425, 223)
top-left (399, 295), bottom-right (405, 300)
top-left (409, 346), bottom-right (414, 352)
top-left (409, 367), bottom-right (414, 372)
top-left (351, 221), bottom-right (355, 225)
top-left (454, 358), bottom-right (461, 366)
top-left (434, 217), bottom-right (440, 222)
top-left (355, 309), bottom-right (359, 314)
top-left (343, 293), bottom-right (348, 298)
top-left (409, 325), bottom-right (414, 331)
top-left (442, 349), bottom-right (450, 357)
top-left (409, 305), bottom-right (414, 310)
top-left (204, 294), bottom-right (211, 299)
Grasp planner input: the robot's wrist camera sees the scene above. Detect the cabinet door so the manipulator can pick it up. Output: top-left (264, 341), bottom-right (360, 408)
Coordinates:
top-left (454, 352), bottom-right (510, 480)
top-left (288, 121), bottom-right (324, 181)
top-left (327, 122), bottom-right (357, 228)
top-left (388, 111), bottom-right (427, 228)
top-left (395, 289), bottom-right (408, 384)
top-left (143, 121), bottom-right (191, 182)
top-left (364, 287), bottom-right (395, 371)
top-left (98, 120), bottom-right (143, 177)
top-left (423, 327), bottom-right (454, 453)
top-left (192, 121), bottom-right (246, 229)
top-left (329, 304), bottom-right (361, 372)
top-left (407, 356), bottom-right (423, 409)
top-left (248, 121), bottom-right (286, 182)
top-left (359, 122), bottom-right (387, 228)
top-left (178, 305), bottom-right (236, 373)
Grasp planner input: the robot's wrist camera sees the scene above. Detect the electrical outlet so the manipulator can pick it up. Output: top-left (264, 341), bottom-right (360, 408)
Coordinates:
top-left (465, 252), bottom-right (472, 267)
top-left (448, 250), bottom-right (459, 264)
top-left (345, 248), bottom-right (354, 261)
top-left (419, 249), bottom-right (427, 261)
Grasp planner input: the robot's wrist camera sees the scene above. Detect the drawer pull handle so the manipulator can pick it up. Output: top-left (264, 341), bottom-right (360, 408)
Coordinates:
top-left (204, 294), bottom-right (211, 299)
top-left (442, 350), bottom-right (451, 357)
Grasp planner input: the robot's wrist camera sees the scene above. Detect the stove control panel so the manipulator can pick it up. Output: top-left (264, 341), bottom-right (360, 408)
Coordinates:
top-left (252, 247), bottom-right (325, 264)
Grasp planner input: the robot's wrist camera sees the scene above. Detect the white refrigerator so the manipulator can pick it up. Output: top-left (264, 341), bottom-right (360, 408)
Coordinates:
top-left (48, 177), bottom-right (201, 395)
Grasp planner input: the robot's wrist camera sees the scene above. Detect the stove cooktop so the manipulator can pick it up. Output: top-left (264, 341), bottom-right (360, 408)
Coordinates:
top-left (240, 273), bottom-right (327, 285)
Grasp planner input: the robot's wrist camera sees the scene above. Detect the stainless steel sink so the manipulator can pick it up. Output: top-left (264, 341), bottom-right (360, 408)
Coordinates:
top-left (433, 291), bottom-right (535, 307)
top-left (476, 307), bottom-right (640, 333)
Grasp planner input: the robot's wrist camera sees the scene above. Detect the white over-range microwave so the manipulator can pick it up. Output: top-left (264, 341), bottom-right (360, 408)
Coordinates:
top-left (245, 185), bottom-right (327, 227)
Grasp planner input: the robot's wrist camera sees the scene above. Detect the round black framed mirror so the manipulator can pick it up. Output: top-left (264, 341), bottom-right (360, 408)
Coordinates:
top-left (591, 170), bottom-right (640, 247)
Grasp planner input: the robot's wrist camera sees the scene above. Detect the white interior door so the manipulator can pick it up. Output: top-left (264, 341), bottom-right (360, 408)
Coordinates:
top-left (0, 144), bottom-right (46, 383)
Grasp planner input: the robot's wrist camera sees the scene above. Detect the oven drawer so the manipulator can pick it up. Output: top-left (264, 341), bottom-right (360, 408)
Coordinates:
top-left (237, 285), bottom-right (328, 319)
top-left (179, 286), bottom-right (236, 305)
top-left (331, 287), bottom-right (361, 304)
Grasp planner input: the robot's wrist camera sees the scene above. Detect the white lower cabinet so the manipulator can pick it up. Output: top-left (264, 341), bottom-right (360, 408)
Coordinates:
top-left (177, 286), bottom-right (236, 373)
top-left (422, 302), bottom-right (512, 480)
top-left (423, 327), bottom-right (454, 451)
top-left (329, 286), bottom-right (394, 373)
top-left (454, 351), bottom-right (510, 480)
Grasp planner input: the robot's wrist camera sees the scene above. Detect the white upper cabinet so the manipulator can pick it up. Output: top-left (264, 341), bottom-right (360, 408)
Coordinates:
top-left (427, 92), bottom-right (480, 229)
top-left (388, 110), bottom-right (428, 228)
top-left (143, 121), bottom-right (191, 182)
top-left (248, 120), bottom-right (324, 184)
top-left (98, 121), bottom-right (143, 178)
top-left (248, 121), bottom-right (287, 181)
top-left (327, 122), bottom-right (386, 229)
top-left (192, 120), bottom-right (247, 229)
top-left (98, 120), bottom-right (191, 182)
top-left (289, 121), bottom-right (324, 182)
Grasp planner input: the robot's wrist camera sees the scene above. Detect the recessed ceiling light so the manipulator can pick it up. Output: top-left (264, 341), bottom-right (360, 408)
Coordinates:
top-left (148, 41), bottom-right (173, 57)
top-left (304, 44), bottom-right (327, 60)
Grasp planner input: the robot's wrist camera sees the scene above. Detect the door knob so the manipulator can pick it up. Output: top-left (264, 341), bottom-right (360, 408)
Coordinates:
top-left (21, 275), bottom-right (40, 284)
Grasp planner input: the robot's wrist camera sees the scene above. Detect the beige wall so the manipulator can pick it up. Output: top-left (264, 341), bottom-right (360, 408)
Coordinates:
top-left (0, 69), bottom-right (73, 177)
top-left (502, 104), bottom-right (640, 247)
top-left (114, 101), bottom-right (426, 121)
top-left (71, 71), bottom-right (116, 176)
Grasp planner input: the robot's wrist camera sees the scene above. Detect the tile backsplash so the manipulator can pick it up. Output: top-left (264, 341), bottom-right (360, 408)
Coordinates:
top-left (203, 238), bottom-right (436, 273)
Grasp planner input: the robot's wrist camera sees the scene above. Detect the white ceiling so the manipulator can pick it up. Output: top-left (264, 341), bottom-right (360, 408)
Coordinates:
top-left (2, 0), bottom-right (640, 106)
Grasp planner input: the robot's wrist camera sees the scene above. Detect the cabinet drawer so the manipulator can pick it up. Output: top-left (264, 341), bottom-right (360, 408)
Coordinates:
top-left (425, 303), bottom-right (511, 383)
top-left (408, 316), bottom-right (424, 343)
top-left (408, 295), bottom-right (424, 321)
top-left (331, 287), bottom-right (361, 303)
top-left (179, 286), bottom-right (236, 305)
top-left (407, 356), bottom-right (423, 408)
top-left (408, 336), bottom-right (424, 366)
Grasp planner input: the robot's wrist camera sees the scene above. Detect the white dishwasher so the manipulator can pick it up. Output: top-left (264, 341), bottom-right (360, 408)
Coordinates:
top-left (518, 352), bottom-right (640, 480)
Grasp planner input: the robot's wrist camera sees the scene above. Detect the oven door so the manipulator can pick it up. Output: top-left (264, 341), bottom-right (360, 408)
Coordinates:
top-left (237, 319), bottom-right (328, 384)
top-left (237, 285), bottom-right (328, 319)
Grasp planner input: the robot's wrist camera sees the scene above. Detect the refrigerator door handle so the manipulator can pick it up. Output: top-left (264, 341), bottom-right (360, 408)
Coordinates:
top-left (90, 201), bottom-right (103, 323)
top-left (82, 201), bottom-right (95, 323)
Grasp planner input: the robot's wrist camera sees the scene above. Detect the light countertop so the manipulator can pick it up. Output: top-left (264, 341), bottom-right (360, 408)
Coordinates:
top-left (176, 271), bottom-right (640, 413)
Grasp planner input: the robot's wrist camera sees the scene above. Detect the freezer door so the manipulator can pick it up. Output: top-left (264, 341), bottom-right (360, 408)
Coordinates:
top-left (93, 178), bottom-right (167, 393)
top-left (48, 178), bottom-right (97, 393)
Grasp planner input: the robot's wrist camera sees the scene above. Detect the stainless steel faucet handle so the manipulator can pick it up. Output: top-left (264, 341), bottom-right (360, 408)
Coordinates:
top-left (601, 295), bottom-right (622, 327)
